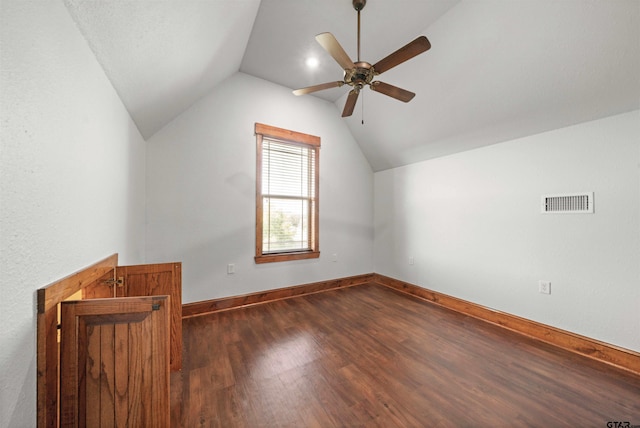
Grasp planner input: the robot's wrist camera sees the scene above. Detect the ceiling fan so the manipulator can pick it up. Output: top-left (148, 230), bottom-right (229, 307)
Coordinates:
top-left (293, 0), bottom-right (431, 117)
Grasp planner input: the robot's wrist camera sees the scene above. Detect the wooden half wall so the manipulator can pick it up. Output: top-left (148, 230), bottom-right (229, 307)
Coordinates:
top-left (37, 254), bottom-right (119, 428)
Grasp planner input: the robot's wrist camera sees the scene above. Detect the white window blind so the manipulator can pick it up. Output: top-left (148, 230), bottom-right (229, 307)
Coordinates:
top-left (262, 139), bottom-right (316, 254)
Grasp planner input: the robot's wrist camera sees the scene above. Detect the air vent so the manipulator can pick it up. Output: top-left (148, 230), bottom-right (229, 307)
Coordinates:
top-left (541, 192), bottom-right (593, 214)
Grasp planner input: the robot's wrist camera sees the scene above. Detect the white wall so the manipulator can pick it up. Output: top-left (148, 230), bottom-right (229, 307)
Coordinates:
top-left (146, 72), bottom-right (374, 303)
top-left (374, 110), bottom-right (640, 352)
top-left (0, 2), bottom-right (147, 426)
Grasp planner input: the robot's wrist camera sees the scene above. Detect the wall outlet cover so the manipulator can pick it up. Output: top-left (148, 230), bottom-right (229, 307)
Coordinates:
top-left (539, 280), bottom-right (551, 294)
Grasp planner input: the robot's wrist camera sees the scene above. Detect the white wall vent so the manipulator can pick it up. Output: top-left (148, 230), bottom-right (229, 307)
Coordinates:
top-left (541, 192), bottom-right (594, 214)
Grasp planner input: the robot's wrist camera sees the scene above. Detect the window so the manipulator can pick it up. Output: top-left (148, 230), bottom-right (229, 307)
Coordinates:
top-left (255, 123), bottom-right (320, 263)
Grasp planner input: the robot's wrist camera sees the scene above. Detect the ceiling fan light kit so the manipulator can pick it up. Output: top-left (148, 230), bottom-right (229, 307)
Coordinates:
top-left (293, 0), bottom-right (431, 117)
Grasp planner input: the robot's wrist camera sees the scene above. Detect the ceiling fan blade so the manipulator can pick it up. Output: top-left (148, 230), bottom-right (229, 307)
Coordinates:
top-left (293, 81), bottom-right (344, 96)
top-left (372, 36), bottom-right (431, 75)
top-left (316, 32), bottom-right (354, 71)
top-left (369, 81), bottom-right (415, 102)
top-left (342, 89), bottom-right (360, 117)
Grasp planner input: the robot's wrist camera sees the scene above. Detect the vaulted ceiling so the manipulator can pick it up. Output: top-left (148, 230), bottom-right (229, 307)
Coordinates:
top-left (64, 0), bottom-right (639, 171)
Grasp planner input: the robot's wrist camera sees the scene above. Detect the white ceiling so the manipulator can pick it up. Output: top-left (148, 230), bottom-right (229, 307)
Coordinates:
top-left (64, 0), bottom-right (640, 171)
top-left (64, 0), bottom-right (262, 139)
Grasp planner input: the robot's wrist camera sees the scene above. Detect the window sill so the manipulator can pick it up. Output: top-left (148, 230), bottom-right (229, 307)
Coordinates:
top-left (255, 251), bottom-right (320, 264)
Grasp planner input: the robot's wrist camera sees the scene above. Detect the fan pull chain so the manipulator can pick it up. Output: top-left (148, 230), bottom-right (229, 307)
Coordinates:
top-left (361, 90), bottom-right (365, 125)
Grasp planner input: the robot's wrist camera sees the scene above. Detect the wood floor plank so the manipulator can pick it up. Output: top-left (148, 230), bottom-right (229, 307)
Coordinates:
top-left (172, 283), bottom-right (640, 427)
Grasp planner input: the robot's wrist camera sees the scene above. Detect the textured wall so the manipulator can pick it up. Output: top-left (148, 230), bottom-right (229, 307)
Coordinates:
top-left (146, 72), bottom-right (374, 303)
top-left (0, 2), bottom-right (146, 426)
top-left (374, 111), bottom-right (640, 352)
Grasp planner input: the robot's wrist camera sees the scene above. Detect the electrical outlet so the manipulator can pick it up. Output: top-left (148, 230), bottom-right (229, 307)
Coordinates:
top-left (227, 263), bottom-right (235, 274)
top-left (409, 256), bottom-right (415, 265)
top-left (539, 280), bottom-right (551, 294)
top-left (331, 253), bottom-right (338, 262)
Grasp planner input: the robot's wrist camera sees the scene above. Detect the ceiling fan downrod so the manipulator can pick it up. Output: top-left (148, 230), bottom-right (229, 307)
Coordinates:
top-left (353, 0), bottom-right (366, 62)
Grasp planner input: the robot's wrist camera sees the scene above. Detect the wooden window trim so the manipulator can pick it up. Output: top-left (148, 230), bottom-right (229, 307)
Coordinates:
top-left (255, 251), bottom-right (320, 264)
top-left (255, 123), bottom-right (320, 147)
top-left (255, 123), bottom-right (320, 263)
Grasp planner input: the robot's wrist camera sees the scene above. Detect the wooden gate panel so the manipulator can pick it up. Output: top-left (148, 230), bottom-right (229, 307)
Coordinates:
top-left (114, 322), bottom-right (129, 426)
top-left (82, 270), bottom-right (116, 299)
top-left (37, 254), bottom-right (118, 428)
top-left (60, 296), bottom-right (170, 427)
top-left (37, 255), bottom-right (181, 427)
top-left (117, 263), bottom-right (182, 371)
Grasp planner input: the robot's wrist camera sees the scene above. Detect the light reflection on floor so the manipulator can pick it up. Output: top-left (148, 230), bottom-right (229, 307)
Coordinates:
top-left (253, 332), bottom-right (319, 381)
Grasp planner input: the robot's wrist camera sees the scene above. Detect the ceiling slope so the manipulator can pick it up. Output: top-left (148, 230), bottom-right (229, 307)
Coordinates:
top-left (64, 0), bottom-right (639, 171)
top-left (240, 0), bottom-right (460, 103)
top-left (340, 0), bottom-right (640, 170)
top-left (64, 0), bottom-right (261, 139)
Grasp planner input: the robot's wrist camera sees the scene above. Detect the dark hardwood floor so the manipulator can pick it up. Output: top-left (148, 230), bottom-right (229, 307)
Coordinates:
top-left (171, 283), bottom-right (640, 427)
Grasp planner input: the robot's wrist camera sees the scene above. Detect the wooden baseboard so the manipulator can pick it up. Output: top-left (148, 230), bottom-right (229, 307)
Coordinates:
top-left (180, 272), bottom-right (640, 375)
top-left (373, 273), bottom-right (640, 376)
top-left (181, 273), bottom-right (375, 318)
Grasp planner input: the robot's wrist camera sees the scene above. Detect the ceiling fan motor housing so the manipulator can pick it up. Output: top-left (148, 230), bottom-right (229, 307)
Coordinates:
top-left (344, 61), bottom-right (375, 90)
